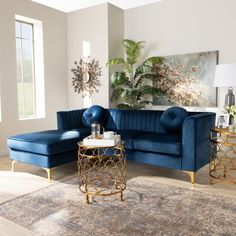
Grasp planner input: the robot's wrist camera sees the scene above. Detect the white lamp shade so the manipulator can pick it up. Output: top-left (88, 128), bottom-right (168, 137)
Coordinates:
top-left (214, 64), bottom-right (236, 87)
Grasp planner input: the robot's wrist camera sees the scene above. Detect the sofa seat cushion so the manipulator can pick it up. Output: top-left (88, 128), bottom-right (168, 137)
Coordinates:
top-left (7, 128), bottom-right (90, 155)
top-left (133, 133), bottom-right (182, 156)
top-left (114, 130), bottom-right (150, 150)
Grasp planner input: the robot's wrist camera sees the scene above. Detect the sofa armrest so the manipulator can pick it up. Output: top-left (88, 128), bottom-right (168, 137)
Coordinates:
top-left (57, 109), bottom-right (86, 130)
top-left (182, 113), bottom-right (216, 171)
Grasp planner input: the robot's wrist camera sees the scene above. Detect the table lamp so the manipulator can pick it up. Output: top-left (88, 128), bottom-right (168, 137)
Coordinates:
top-left (214, 64), bottom-right (236, 106)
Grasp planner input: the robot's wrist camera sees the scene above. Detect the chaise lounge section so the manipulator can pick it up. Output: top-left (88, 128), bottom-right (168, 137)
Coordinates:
top-left (7, 105), bottom-right (216, 183)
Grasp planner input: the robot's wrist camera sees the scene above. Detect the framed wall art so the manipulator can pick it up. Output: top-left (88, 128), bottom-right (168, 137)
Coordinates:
top-left (153, 51), bottom-right (218, 107)
top-left (217, 113), bottom-right (229, 128)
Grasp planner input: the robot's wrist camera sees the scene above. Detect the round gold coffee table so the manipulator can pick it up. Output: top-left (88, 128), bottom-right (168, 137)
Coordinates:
top-left (209, 127), bottom-right (236, 184)
top-left (77, 142), bottom-right (126, 204)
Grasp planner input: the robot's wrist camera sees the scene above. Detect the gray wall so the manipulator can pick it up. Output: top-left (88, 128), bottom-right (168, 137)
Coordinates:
top-left (67, 3), bottom-right (124, 109)
top-left (67, 3), bottom-right (109, 109)
top-left (108, 4), bottom-right (124, 107)
top-left (125, 0), bottom-right (236, 111)
top-left (0, 0), bottom-right (68, 154)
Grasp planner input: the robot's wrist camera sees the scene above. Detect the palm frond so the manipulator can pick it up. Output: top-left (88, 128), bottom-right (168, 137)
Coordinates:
top-left (121, 88), bottom-right (142, 100)
top-left (134, 56), bottom-right (163, 82)
top-left (143, 56), bottom-right (163, 66)
top-left (111, 72), bottom-right (129, 88)
top-left (106, 57), bottom-right (125, 66)
top-left (134, 57), bottom-right (163, 79)
top-left (134, 73), bottom-right (158, 88)
top-left (141, 85), bottom-right (161, 96)
top-left (111, 87), bottom-right (124, 102)
top-left (107, 39), bottom-right (163, 110)
top-left (123, 39), bottom-right (145, 65)
top-left (134, 64), bottom-right (151, 78)
top-left (107, 57), bottom-right (132, 72)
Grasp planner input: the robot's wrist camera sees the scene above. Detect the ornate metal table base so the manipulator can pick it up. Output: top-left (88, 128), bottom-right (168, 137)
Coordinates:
top-left (209, 127), bottom-right (236, 184)
top-left (77, 143), bottom-right (126, 204)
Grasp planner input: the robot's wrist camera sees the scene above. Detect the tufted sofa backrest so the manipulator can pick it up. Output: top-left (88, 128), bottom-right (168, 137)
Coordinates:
top-left (104, 109), bottom-right (166, 133)
top-left (57, 109), bottom-right (86, 130)
top-left (57, 108), bottom-right (203, 133)
top-left (104, 109), bottom-right (204, 133)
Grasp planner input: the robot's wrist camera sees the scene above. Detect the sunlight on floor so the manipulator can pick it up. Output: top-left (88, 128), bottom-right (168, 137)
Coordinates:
top-left (0, 171), bottom-right (51, 203)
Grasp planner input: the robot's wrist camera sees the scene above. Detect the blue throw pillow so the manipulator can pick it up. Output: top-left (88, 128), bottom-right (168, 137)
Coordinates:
top-left (160, 106), bottom-right (188, 133)
top-left (82, 105), bottom-right (107, 127)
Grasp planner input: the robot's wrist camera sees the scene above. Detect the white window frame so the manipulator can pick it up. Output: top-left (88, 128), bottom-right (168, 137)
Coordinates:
top-left (15, 15), bottom-right (45, 120)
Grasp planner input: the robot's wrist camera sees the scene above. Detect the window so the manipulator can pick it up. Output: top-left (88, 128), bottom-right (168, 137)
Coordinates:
top-left (15, 15), bottom-right (45, 119)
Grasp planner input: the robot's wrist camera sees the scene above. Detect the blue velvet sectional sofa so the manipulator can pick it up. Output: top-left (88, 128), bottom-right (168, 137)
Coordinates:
top-left (7, 105), bottom-right (216, 183)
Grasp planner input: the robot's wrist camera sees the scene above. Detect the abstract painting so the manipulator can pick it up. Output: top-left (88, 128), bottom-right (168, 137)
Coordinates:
top-left (153, 51), bottom-right (218, 107)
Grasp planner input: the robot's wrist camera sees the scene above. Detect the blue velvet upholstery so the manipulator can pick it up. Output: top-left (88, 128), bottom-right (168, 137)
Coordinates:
top-left (7, 105), bottom-right (216, 179)
top-left (9, 149), bottom-right (78, 168)
top-left (182, 113), bottom-right (216, 171)
top-left (114, 130), bottom-right (150, 150)
top-left (133, 133), bottom-right (182, 156)
top-left (8, 129), bottom-right (90, 155)
top-left (105, 109), bottom-right (166, 133)
top-left (82, 105), bottom-right (107, 127)
top-left (57, 109), bottom-right (86, 130)
top-left (126, 150), bottom-right (182, 170)
top-left (160, 106), bottom-right (188, 133)
top-left (55, 107), bottom-right (215, 172)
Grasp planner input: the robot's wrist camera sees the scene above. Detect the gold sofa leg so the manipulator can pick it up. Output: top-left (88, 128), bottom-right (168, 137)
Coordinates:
top-left (11, 160), bottom-right (51, 182)
top-left (43, 168), bottom-right (51, 182)
top-left (184, 171), bottom-right (196, 185)
top-left (11, 160), bottom-right (17, 172)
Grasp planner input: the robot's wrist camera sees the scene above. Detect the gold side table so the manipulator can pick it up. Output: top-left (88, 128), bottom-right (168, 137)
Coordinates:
top-left (77, 142), bottom-right (126, 204)
top-left (209, 127), bottom-right (236, 184)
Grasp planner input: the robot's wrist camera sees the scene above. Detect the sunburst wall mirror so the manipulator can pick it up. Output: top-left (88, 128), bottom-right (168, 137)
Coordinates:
top-left (71, 57), bottom-right (102, 97)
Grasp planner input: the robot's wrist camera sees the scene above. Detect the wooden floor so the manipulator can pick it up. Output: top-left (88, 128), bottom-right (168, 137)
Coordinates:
top-left (0, 155), bottom-right (236, 235)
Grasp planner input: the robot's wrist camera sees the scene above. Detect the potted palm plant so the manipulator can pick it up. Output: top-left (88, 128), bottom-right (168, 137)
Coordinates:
top-left (107, 39), bottom-right (163, 109)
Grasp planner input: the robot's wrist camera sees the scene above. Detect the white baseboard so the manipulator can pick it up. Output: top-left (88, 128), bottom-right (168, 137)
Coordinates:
top-left (0, 149), bottom-right (8, 157)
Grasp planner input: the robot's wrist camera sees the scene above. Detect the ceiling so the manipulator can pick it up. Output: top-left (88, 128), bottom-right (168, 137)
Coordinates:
top-left (31, 0), bottom-right (163, 13)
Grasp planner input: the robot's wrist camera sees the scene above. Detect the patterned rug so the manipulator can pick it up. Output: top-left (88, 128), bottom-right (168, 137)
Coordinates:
top-left (0, 176), bottom-right (236, 236)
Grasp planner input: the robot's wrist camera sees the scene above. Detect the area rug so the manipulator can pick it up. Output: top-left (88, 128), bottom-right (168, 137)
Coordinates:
top-left (0, 176), bottom-right (235, 236)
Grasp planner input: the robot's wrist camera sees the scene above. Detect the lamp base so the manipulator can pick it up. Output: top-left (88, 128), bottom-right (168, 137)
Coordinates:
top-left (225, 87), bottom-right (235, 106)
